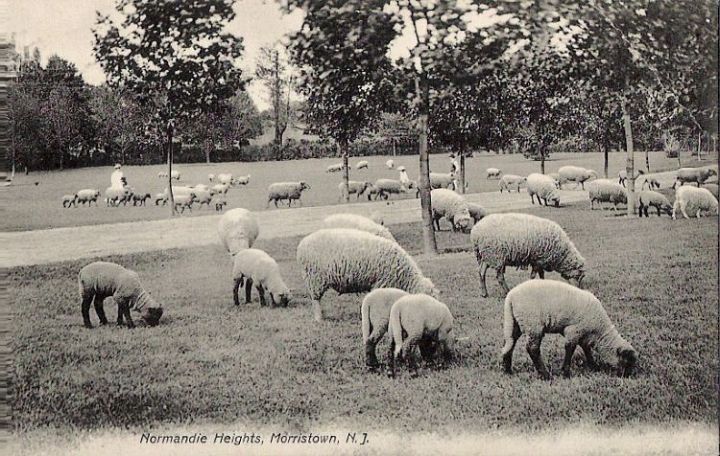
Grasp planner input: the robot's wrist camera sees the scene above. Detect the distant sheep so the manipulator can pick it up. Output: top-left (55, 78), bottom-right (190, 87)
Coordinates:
top-left (192, 189), bottom-right (213, 208)
top-left (637, 190), bottom-right (672, 218)
top-left (526, 173), bottom-right (560, 207)
top-left (356, 160), bottom-right (369, 170)
top-left (327, 163), bottom-right (344, 173)
top-left (672, 166), bottom-right (718, 188)
top-left (372, 179), bottom-right (409, 200)
top-left (105, 186), bottom-right (132, 207)
top-left (217, 173), bottom-right (234, 185)
top-left (587, 179), bottom-right (627, 210)
top-left (131, 192), bottom-right (151, 206)
top-left (386, 159), bottom-right (395, 169)
top-left (502, 280), bottom-right (637, 379)
top-left (499, 175), bottom-right (527, 193)
top-left (429, 172), bottom-right (457, 190)
top-left (158, 170), bottom-right (181, 180)
top-left (361, 288), bottom-right (410, 369)
top-left (618, 169), bottom-right (645, 188)
top-left (154, 191), bottom-right (168, 206)
top-left (218, 208), bottom-right (259, 256)
top-left (215, 199), bottom-right (227, 212)
top-left (76, 189), bottom-right (101, 206)
top-left (338, 180), bottom-right (370, 201)
top-left (233, 174), bottom-right (251, 186)
top-left (212, 183), bottom-right (230, 196)
top-left (430, 188), bottom-right (473, 232)
top-left (208, 173), bottom-right (215, 182)
top-left (558, 166), bottom-right (597, 190)
top-left (672, 186), bottom-right (718, 219)
top-left (173, 193), bottom-right (195, 213)
top-left (323, 213), bottom-right (396, 241)
top-left (267, 181), bottom-right (310, 208)
top-left (641, 177), bottom-right (661, 190)
top-left (62, 193), bottom-right (77, 208)
top-left (232, 248), bottom-right (290, 307)
top-left (486, 167), bottom-right (502, 179)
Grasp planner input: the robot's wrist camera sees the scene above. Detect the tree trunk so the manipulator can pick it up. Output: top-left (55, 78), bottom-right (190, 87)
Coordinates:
top-left (167, 122), bottom-right (177, 216)
top-left (697, 131), bottom-right (702, 160)
top-left (602, 135), bottom-right (609, 178)
top-left (418, 111), bottom-right (437, 255)
top-left (621, 92), bottom-right (635, 217)
top-left (645, 148), bottom-right (650, 173)
top-left (205, 139), bottom-right (212, 164)
top-left (340, 142), bottom-right (350, 203)
top-left (539, 143), bottom-right (546, 175)
top-left (459, 152), bottom-right (466, 194)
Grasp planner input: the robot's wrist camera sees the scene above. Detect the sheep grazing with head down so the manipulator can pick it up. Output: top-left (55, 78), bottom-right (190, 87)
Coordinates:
top-left (502, 280), bottom-right (637, 380)
top-left (356, 160), bottom-right (369, 170)
top-left (637, 190), bottom-right (672, 218)
top-left (526, 173), bottom-right (560, 207)
top-left (62, 194), bottom-right (78, 208)
top-left (78, 261), bottom-right (163, 329)
top-left (672, 186), bottom-right (719, 219)
top-left (471, 213), bottom-right (586, 297)
top-left (387, 294), bottom-right (454, 378)
top-left (76, 189), bottom-right (101, 206)
top-left (372, 179), bottom-right (409, 200)
top-left (499, 174), bottom-right (527, 193)
top-left (486, 167), bottom-right (502, 179)
top-left (558, 166), bottom-right (597, 190)
top-left (267, 181), bottom-right (310, 207)
top-left (672, 166), bottom-right (718, 188)
top-left (232, 248), bottom-right (290, 307)
top-left (296, 228), bottom-right (438, 321)
top-left (323, 213), bottom-right (396, 241)
top-left (587, 179), bottom-right (628, 210)
top-left (218, 208), bottom-right (259, 256)
top-left (338, 180), bottom-right (370, 201)
top-left (233, 174), bottom-right (251, 186)
top-left (429, 172), bottom-right (457, 190)
top-left (430, 188), bottom-right (473, 232)
top-left (327, 163), bottom-right (344, 173)
top-left (361, 288), bottom-right (410, 369)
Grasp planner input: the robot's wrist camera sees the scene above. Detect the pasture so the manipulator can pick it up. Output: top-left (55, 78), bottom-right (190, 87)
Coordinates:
top-left (2, 150), bottom-right (711, 232)
top-left (10, 201), bottom-right (718, 440)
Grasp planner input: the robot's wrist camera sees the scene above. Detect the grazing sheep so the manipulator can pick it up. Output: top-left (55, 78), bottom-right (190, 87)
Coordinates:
top-left (192, 188), bottom-right (213, 208)
top-left (131, 193), bottom-right (151, 206)
top-left (471, 213), bottom-right (586, 297)
top-left (372, 179), bottom-right (409, 200)
top-left (702, 183), bottom-right (719, 198)
top-left (338, 180), bottom-right (370, 201)
top-left (76, 189), bottom-right (101, 206)
top-left (327, 163), bottom-right (344, 173)
top-left (356, 160), bottom-right (369, 170)
top-left (587, 179), bottom-right (628, 210)
top-left (154, 191), bottom-right (168, 206)
top-left (502, 280), bottom-right (637, 379)
top-left (467, 202), bottom-right (488, 224)
top-left (232, 248), bottom-right (290, 307)
top-left (672, 186), bottom-right (719, 219)
top-left (637, 190), bottom-right (672, 217)
top-left (215, 199), bottom-right (227, 212)
top-left (158, 170), bottom-right (181, 180)
top-left (365, 184), bottom-right (381, 200)
top-left (386, 159), bottom-right (395, 169)
top-left (78, 261), bottom-right (163, 329)
top-left (387, 294), bottom-right (454, 378)
top-left (208, 173), bottom-right (215, 182)
top-left (267, 181), bottom-right (311, 207)
top-left (218, 208), bottom-right (260, 256)
top-left (105, 186), bottom-right (131, 207)
top-left (296, 228), bottom-right (438, 321)
top-left (212, 183), bottom-right (230, 196)
top-left (558, 166), bottom-right (597, 190)
top-left (429, 172), bottom-right (457, 190)
top-left (361, 288), bottom-right (410, 369)
top-left (430, 188), bottom-right (473, 232)
top-left (641, 177), bottom-right (661, 190)
top-left (499, 174), bottom-right (527, 193)
top-left (323, 213), bottom-right (396, 241)
top-left (672, 166), bottom-right (718, 188)
top-left (217, 173), bottom-right (234, 185)
top-left (526, 173), bottom-right (560, 207)
top-left (174, 193), bottom-right (195, 213)
top-left (233, 174), bottom-right (251, 186)
top-left (486, 167), bottom-right (503, 179)
top-left (618, 169), bottom-right (645, 188)
top-left (62, 193), bottom-right (77, 208)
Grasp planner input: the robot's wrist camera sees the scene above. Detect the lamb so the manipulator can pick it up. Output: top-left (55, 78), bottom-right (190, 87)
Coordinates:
top-left (672, 186), bottom-right (719, 219)
top-left (501, 280), bottom-right (637, 379)
top-left (372, 179), bottom-right (409, 200)
top-left (212, 183), bottom-right (230, 196)
top-left (338, 181), bottom-right (370, 201)
top-left (217, 173), bottom-right (234, 185)
top-left (526, 173), bottom-right (560, 207)
top-left (217, 208), bottom-right (260, 256)
top-left (62, 193), bottom-right (77, 208)
top-left (471, 213), bottom-right (586, 297)
top-left (430, 188), bottom-right (473, 232)
top-left (154, 191), bottom-right (168, 206)
top-left (232, 248), bottom-right (291, 307)
top-left (78, 261), bottom-right (164, 329)
top-left (386, 159), bottom-right (395, 169)
top-left (233, 174), bottom-right (251, 186)
top-left (587, 179), bottom-right (628, 210)
top-left (498, 174), bottom-right (527, 193)
top-left (327, 163), bottom-right (344, 173)
top-left (323, 213), bottom-right (396, 241)
top-left (105, 186), bottom-right (131, 207)
top-left (467, 202), bottom-right (488, 224)
top-left (429, 172), bottom-right (457, 190)
top-left (637, 190), bottom-right (672, 217)
top-left (267, 181), bottom-right (311, 207)
top-left (215, 199), bottom-right (227, 212)
top-left (174, 193), bottom-right (195, 213)
top-left (361, 288), bottom-right (410, 369)
top-left (387, 294), bottom-right (454, 378)
top-left (131, 192), bottom-right (151, 206)
top-left (641, 177), bottom-right (661, 190)
top-left (76, 189), bottom-right (101, 206)
top-left (296, 228), bottom-right (438, 321)
top-left (486, 167), bottom-right (503, 179)
top-left (192, 188), bottom-right (213, 208)
top-left (702, 183), bottom-right (719, 198)
top-left (558, 166), bottom-right (597, 190)
top-left (672, 166), bottom-right (718, 188)
top-left (158, 170), bottom-right (181, 180)
top-left (208, 173), bottom-right (215, 182)
top-left (356, 160), bottom-right (369, 170)
top-left (618, 169), bottom-right (645, 188)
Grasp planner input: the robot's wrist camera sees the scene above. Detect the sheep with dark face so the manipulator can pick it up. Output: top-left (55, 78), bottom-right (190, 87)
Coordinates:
top-left (672, 166), bottom-right (718, 188)
top-left (267, 181), bottom-right (311, 207)
top-left (430, 188), bottom-right (473, 232)
top-left (672, 186), bottom-right (719, 219)
top-left (131, 193), bottom-right (151, 206)
top-left (526, 174), bottom-right (560, 207)
top-left (637, 190), bottom-right (672, 217)
top-left (62, 194), bottom-right (78, 208)
top-left (232, 248), bottom-right (291, 307)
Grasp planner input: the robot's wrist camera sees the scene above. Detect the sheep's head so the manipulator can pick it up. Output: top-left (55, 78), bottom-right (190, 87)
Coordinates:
top-left (141, 306), bottom-right (164, 327)
top-left (615, 346), bottom-right (637, 377)
top-left (561, 266), bottom-right (585, 289)
top-left (417, 277), bottom-right (439, 298)
top-left (300, 182), bottom-right (310, 191)
top-left (453, 212), bottom-right (473, 233)
top-left (550, 194), bottom-right (560, 207)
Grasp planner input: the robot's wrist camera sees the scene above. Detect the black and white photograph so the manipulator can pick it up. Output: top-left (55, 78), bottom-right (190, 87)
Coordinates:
top-left (1, 0), bottom-right (718, 454)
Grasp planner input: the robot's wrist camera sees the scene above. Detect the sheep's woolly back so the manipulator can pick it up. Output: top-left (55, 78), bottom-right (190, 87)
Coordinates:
top-left (471, 213), bottom-right (585, 276)
top-left (526, 174), bottom-right (559, 202)
top-left (675, 186), bottom-right (719, 214)
top-left (323, 213), bottom-right (396, 241)
top-left (637, 190), bottom-right (671, 208)
top-left (587, 179), bottom-right (628, 204)
top-left (374, 179), bottom-right (407, 193)
top-left (296, 228), bottom-right (436, 299)
top-left (430, 173), bottom-right (455, 187)
top-left (431, 189), bottom-right (471, 225)
top-left (78, 261), bottom-right (159, 310)
top-left (218, 208), bottom-right (260, 255)
top-left (558, 166), bottom-right (596, 182)
top-left (231, 248), bottom-right (289, 296)
top-left (499, 174), bottom-right (526, 188)
top-left (268, 182), bottom-right (307, 198)
top-left (77, 189), bottom-right (99, 200)
top-left (676, 167), bottom-right (717, 184)
top-left (388, 294), bottom-right (453, 356)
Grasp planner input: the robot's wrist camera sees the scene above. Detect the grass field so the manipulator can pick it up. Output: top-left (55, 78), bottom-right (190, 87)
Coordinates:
top-left (2, 150), bottom-right (714, 232)
top-left (10, 202), bottom-right (718, 437)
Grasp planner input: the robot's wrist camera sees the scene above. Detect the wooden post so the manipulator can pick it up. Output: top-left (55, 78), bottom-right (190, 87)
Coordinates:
top-left (340, 142), bottom-right (349, 203)
top-left (459, 152), bottom-right (466, 194)
top-left (167, 120), bottom-right (177, 216)
top-left (621, 90), bottom-right (635, 217)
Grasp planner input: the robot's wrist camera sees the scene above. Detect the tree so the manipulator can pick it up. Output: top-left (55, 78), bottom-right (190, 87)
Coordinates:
top-left (89, 86), bottom-right (144, 165)
top-left (94, 0), bottom-right (246, 215)
top-left (256, 46), bottom-right (296, 148)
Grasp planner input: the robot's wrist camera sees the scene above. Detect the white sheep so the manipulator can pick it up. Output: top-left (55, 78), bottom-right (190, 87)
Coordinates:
top-left (471, 213), bottom-right (586, 297)
top-left (323, 213), bottom-right (396, 241)
top-left (467, 202), bottom-right (488, 225)
top-left (387, 294), bottom-right (454, 378)
top-left (430, 188), bottom-right (473, 232)
top-left (192, 188), bottom-right (213, 208)
top-left (429, 172), bottom-right (457, 190)
top-left (105, 186), bottom-right (131, 207)
top-left (372, 179), bottom-right (409, 200)
top-left (131, 192), bottom-right (151, 206)
top-left (217, 208), bottom-right (260, 256)
top-left (338, 181), bottom-right (370, 201)
top-left (233, 174), bottom-right (251, 186)
top-left (526, 173), bottom-right (560, 207)
top-left (158, 170), bottom-right (181, 180)
top-left (296, 228), bottom-right (438, 321)
top-left (548, 172), bottom-right (561, 189)
top-left (618, 169), bottom-right (645, 188)
top-left (587, 179), bottom-right (628, 210)
top-left (215, 199), bottom-right (227, 212)
top-left (672, 166), bottom-right (718, 188)
top-left (217, 173), bottom-right (234, 185)
top-left (208, 173), bottom-right (215, 182)
top-left (267, 181), bottom-right (311, 207)
top-left (76, 189), bottom-right (101, 206)
top-left (498, 174), bottom-right (527, 193)
top-left (327, 163), bottom-right (344, 173)
top-left (62, 193), bottom-right (77, 208)
top-left (154, 191), bottom-right (168, 206)
top-left (486, 167), bottom-right (503, 179)
top-left (174, 193), bottom-right (195, 213)
top-left (637, 190), bottom-right (672, 218)
top-left (356, 160), bottom-right (369, 170)
top-left (212, 183), bottom-right (230, 196)
top-left (502, 280), bottom-right (637, 379)
top-left (232, 248), bottom-right (290, 307)
top-left (193, 184), bottom-right (210, 191)
top-left (361, 288), bottom-right (409, 369)
top-left (558, 166), bottom-right (597, 190)
top-left (386, 159), bottom-right (395, 169)
top-left (78, 261), bottom-right (163, 329)
top-left (672, 186), bottom-right (719, 219)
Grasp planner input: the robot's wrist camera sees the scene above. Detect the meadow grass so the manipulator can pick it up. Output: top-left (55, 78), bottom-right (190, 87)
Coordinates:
top-left (9, 202), bottom-right (718, 435)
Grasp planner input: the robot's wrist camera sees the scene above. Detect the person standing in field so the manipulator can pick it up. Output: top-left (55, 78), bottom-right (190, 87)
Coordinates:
top-left (111, 164), bottom-right (126, 189)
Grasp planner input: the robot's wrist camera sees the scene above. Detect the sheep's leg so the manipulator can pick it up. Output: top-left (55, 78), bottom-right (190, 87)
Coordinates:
top-left (116, 300), bottom-right (124, 326)
top-left (477, 258), bottom-right (489, 298)
top-left (526, 333), bottom-right (550, 380)
top-left (580, 340), bottom-right (598, 371)
top-left (93, 295), bottom-right (108, 325)
top-left (680, 202), bottom-right (690, 219)
top-left (530, 265), bottom-right (544, 279)
top-left (561, 327), bottom-right (581, 378)
top-left (530, 194), bottom-right (536, 205)
top-left (365, 340), bottom-right (379, 369)
top-left (244, 278), bottom-right (253, 304)
top-left (496, 266), bottom-right (510, 295)
top-left (257, 284), bottom-right (267, 307)
top-left (501, 321), bottom-right (521, 374)
top-left (122, 301), bottom-right (135, 328)
top-left (233, 279), bottom-right (242, 306)
top-left (401, 335), bottom-right (421, 378)
top-left (387, 338), bottom-right (396, 378)
top-left (81, 293), bottom-right (94, 328)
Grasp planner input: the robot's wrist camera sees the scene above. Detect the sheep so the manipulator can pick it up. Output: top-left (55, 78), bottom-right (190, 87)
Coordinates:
top-left (548, 172), bottom-right (561, 189)
top-left (471, 213), bottom-right (586, 297)
top-left (372, 179), bottom-right (409, 200)
top-left (386, 159), bottom-right (395, 169)
top-left (430, 188), bottom-right (473, 232)
top-left (192, 188), bottom-right (213, 208)
top-left (672, 186), bottom-right (719, 219)
top-left (387, 294), bottom-right (454, 378)
top-left (267, 181), bottom-right (311, 208)
top-left (78, 261), bottom-right (163, 329)
top-left (215, 199), bottom-right (227, 212)
top-left (637, 190), bottom-right (672, 218)
top-left (365, 184), bottom-right (381, 200)
top-left (131, 193), bottom-right (151, 206)
top-left (154, 192), bottom-right (168, 206)
top-left (105, 186), bottom-right (131, 207)
top-left (499, 174), bottom-right (527, 193)
top-left (467, 202), bottom-right (488, 224)
top-left (158, 170), bottom-right (181, 180)
top-left (232, 248), bottom-right (291, 307)
top-left (526, 173), bottom-right (560, 207)
top-left (486, 167), bottom-right (503, 179)
top-left (587, 179), bottom-right (628, 210)
top-left (62, 193), bottom-right (77, 208)
top-left (672, 166), bottom-right (718, 188)
top-left (361, 288), bottom-right (410, 369)
top-left (296, 228), bottom-right (438, 321)
top-left (323, 213), bottom-right (396, 241)
top-left (217, 208), bottom-right (259, 256)
top-left (702, 183), bottom-right (719, 198)
top-left (233, 174), bottom-right (251, 186)
top-left (618, 169), bottom-right (645, 188)
top-left (558, 166), bottom-right (597, 190)
top-left (208, 173), bottom-right (215, 182)
top-left (212, 183), bottom-right (230, 196)
top-left (338, 181), bottom-right (370, 201)
top-left (501, 280), bottom-right (637, 380)
top-left (327, 163), bottom-right (344, 173)
top-left (76, 189), bottom-right (101, 206)
top-left (193, 184), bottom-right (210, 191)
top-left (641, 177), bottom-right (661, 190)
top-left (356, 160), bottom-right (369, 170)
top-left (429, 172), bottom-right (457, 190)
top-left (215, 173), bottom-right (233, 186)
top-left (174, 193), bottom-right (195, 213)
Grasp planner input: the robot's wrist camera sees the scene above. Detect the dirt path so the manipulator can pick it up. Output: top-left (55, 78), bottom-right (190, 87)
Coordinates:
top-left (1, 171), bottom-right (679, 268)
